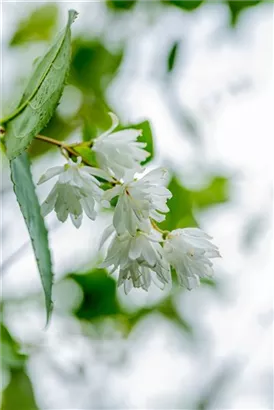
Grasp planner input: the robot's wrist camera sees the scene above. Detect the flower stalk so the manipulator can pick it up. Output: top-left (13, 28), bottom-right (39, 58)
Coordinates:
top-left (34, 135), bottom-right (92, 166)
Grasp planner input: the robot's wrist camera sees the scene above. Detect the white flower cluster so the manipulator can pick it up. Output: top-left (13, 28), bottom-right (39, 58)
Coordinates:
top-left (39, 113), bottom-right (220, 293)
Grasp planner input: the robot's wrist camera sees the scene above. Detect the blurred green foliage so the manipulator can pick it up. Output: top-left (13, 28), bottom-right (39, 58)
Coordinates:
top-left (167, 41), bottom-right (180, 73)
top-left (1, 324), bottom-right (38, 410)
top-left (107, 0), bottom-right (137, 11)
top-left (131, 120), bottom-right (154, 165)
top-left (162, 0), bottom-right (272, 26)
top-left (160, 175), bottom-right (229, 231)
top-left (69, 269), bottom-right (120, 320)
top-left (67, 270), bottom-right (194, 337)
top-left (166, 0), bottom-right (204, 11)
top-left (10, 4), bottom-right (59, 46)
top-left (29, 113), bottom-right (76, 157)
top-left (1, 324), bottom-right (27, 369)
top-left (70, 39), bottom-right (123, 96)
top-left (227, 0), bottom-right (262, 26)
top-left (1, 370), bottom-right (38, 410)
top-left (192, 176), bottom-right (229, 209)
top-left (160, 177), bottom-right (197, 231)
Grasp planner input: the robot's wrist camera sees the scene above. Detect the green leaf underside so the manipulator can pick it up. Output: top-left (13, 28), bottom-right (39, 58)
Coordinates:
top-left (5, 9), bottom-right (78, 159)
top-left (10, 152), bottom-right (53, 323)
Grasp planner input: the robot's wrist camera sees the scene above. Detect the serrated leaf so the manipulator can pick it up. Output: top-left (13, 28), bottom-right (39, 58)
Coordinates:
top-left (10, 152), bottom-right (53, 323)
top-left (4, 9), bottom-right (78, 159)
top-left (9, 4), bottom-right (59, 46)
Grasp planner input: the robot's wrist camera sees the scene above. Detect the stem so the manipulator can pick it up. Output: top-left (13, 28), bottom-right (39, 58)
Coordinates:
top-left (0, 106), bottom-right (25, 125)
top-left (35, 135), bottom-right (75, 156)
top-left (35, 135), bottom-right (92, 165)
top-left (151, 219), bottom-right (169, 238)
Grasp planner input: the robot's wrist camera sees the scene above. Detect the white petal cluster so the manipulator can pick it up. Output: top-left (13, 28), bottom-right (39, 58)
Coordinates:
top-left (104, 168), bottom-right (172, 235)
top-left (164, 228), bottom-right (221, 290)
top-left (100, 227), bottom-right (170, 294)
top-left (38, 112), bottom-right (221, 294)
top-left (38, 158), bottom-right (108, 228)
top-left (93, 113), bottom-right (150, 179)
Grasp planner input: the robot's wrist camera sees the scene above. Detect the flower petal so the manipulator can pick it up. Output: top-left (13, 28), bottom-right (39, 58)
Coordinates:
top-left (99, 225), bottom-right (115, 249)
top-left (38, 166), bottom-right (63, 185)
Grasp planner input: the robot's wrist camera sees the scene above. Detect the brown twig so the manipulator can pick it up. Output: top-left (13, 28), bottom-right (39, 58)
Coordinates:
top-left (35, 134), bottom-right (91, 166)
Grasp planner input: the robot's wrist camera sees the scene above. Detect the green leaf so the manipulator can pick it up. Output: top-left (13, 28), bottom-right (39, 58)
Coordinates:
top-left (192, 176), bottom-right (229, 209)
top-left (177, 213), bottom-right (198, 229)
top-left (227, 0), bottom-right (261, 26)
top-left (79, 98), bottom-right (111, 142)
top-left (73, 144), bottom-right (97, 166)
top-left (70, 39), bottom-right (123, 96)
top-left (158, 298), bottom-right (193, 334)
top-left (9, 4), bottom-right (59, 46)
top-left (69, 269), bottom-right (119, 320)
top-left (1, 342), bottom-right (26, 370)
top-left (10, 152), bottom-right (53, 323)
top-left (1, 325), bottom-right (27, 370)
top-left (167, 41), bottom-right (179, 73)
top-left (1, 369), bottom-right (38, 410)
top-left (28, 113), bottom-right (76, 158)
top-left (131, 120), bottom-right (154, 165)
top-left (200, 278), bottom-right (217, 288)
top-left (107, 0), bottom-right (137, 11)
top-left (167, 0), bottom-right (204, 11)
top-left (160, 177), bottom-right (194, 231)
top-left (4, 9), bottom-right (78, 159)
top-left (161, 175), bottom-right (229, 231)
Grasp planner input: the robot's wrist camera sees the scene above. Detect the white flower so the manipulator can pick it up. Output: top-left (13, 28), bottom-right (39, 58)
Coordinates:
top-left (38, 158), bottom-right (109, 228)
top-left (164, 228), bottom-right (221, 290)
top-left (100, 226), bottom-right (171, 293)
top-left (104, 168), bottom-right (172, 235)
top-left (92, 113), bottom-right (150, 179)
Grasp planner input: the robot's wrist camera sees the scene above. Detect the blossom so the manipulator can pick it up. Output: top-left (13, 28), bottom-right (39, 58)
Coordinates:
top-left (103, 168), bottom-right (172, 235)
top-left (163, 228), bottom-right (221, 289)
top-left (92, 113), bottom-right (150, 179)
top-left (38, 158), bottom-right (109, 228)
top-left (100, 226), bottom-right (171, 293)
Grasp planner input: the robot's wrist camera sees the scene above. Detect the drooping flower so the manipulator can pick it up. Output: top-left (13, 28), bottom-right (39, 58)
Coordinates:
top-left (163, 228), bottom-right (221, 290)
top-left (103, 168), bottom-right (172, 235)
top-left (92, 113), bottom-right (150, 179)
top-left (100, 226), bottom-right (171, 293)
top-left (38, 158), bottom-right (109, 228)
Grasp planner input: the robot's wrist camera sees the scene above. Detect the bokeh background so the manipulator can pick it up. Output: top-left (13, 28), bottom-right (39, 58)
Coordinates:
top-left (1, 1), bottom-right (273, 409)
